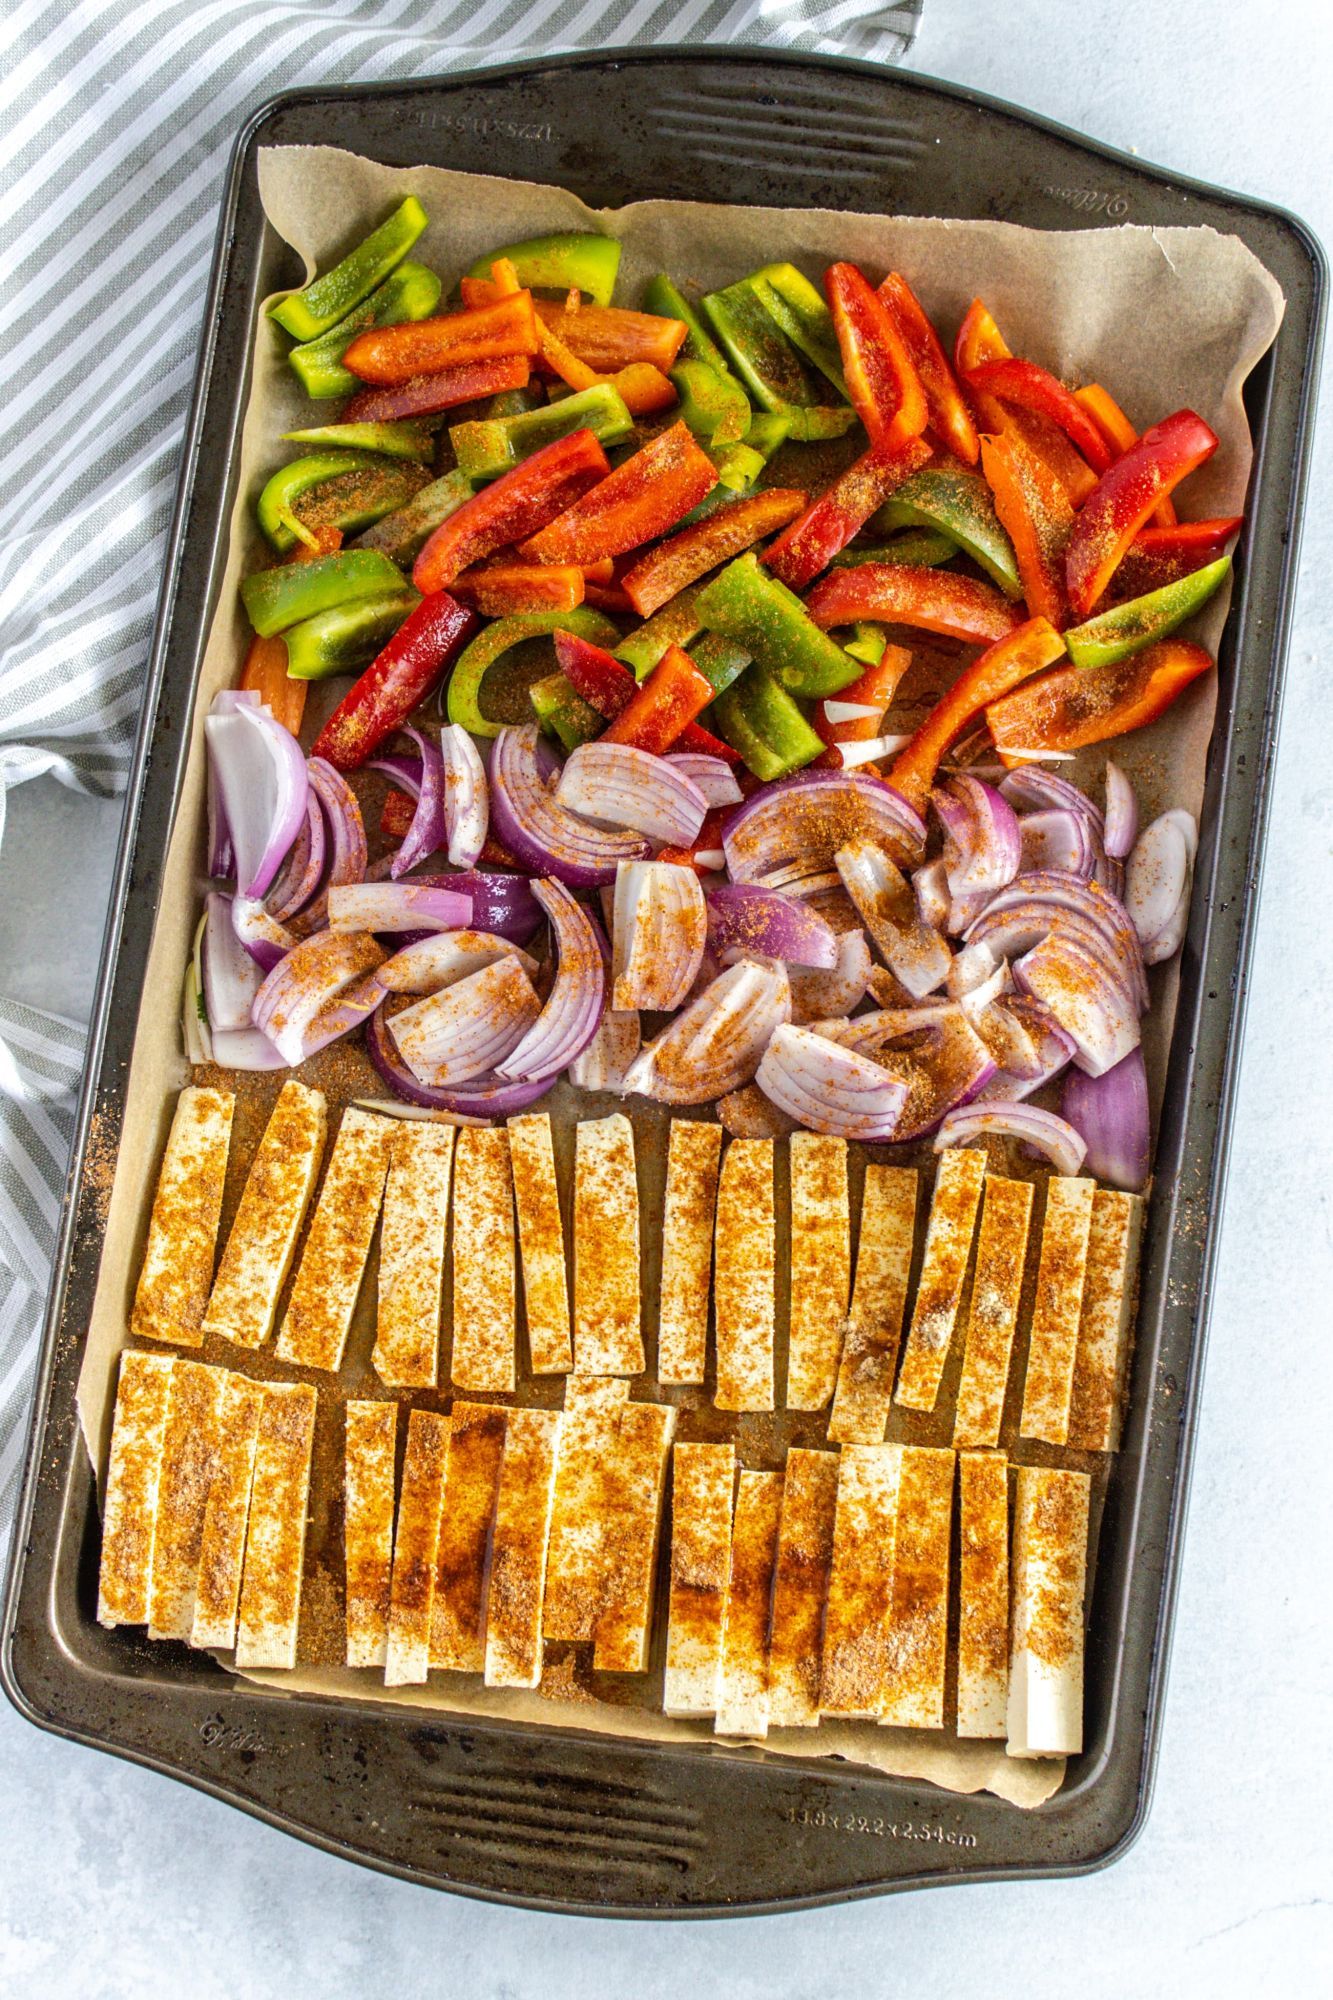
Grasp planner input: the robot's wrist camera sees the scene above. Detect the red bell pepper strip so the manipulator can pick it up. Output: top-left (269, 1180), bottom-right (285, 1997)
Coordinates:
top-left (311, 591), bottom-right (478, 770)
top-left (877, 273), bottom-right (979, 465)
top-left (602, 642), bottom-right (715, 753)
top-left (449, 562), bottom-right (586, 615)
top-left (886, 616), bottom-right (1067, 810)
top-left (520, 420), bottom-right (717, 565)
top-left (953, 300), bottom-right (1096, 504)
top-left (826, 261), bottom-right (928, 446)
top-left (964, 358), bottom-right (1113, 474)
top-left (1073, 384), bottom-right (1177, 527)
top-left (656, 805), bottom-right (732, 873)
top-left (413, 428), bottom-right (610, 593)
top-left (1111, 516), bottom-right (1243, 600)
top-left (805, 562), bottom-right (1023, 646)
top-left (380, 787), bottom-right (417, 840)
top-left (764, 437), bottom-right (930, 591)
top-left (622, 487), bottom-right (808, 616)
top-left (342, 354), bottom-right (530, 424)
top-left (812, 642), bottom-right (912, 747)
top-left (341, 294), bottom-right (540, 385)
top-left (240, 634), bottom-right (306, 735)
top-left (553, 629), bottom-right (740, 760)
top-left (1065, 408), bottom-right (1220, 619)
top-left (986, 638), bottom-right (1215, 760)
top-left (582, 578), bottom-right (637, 615)
top-left (979, 431), bottom-right (1074, 628)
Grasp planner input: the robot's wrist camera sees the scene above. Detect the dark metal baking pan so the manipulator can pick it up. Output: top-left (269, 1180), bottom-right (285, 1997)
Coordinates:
top-left (2, 48), bottom-right (1323, 1916)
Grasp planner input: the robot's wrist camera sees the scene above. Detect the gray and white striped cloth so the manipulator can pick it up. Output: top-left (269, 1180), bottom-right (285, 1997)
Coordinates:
top-left (0, 1), bottom-right (921, 1524)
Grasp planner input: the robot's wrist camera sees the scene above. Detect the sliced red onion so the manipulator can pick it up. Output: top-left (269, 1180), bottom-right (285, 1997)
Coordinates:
top-left (353, 1097), bottom-right (490, 1126)
top-left (974, 870), bottom-right (1148, 1011)
top-left (947, 938), bottom-right (1000, 1001)
top-left (1103, 761), bottom-right (1138, 861)
top-left (292, 756), bottom-right (370, 935)
top-left (390, 954), bottom-right (541, 1085)
top-left (556, 742), bottom-right (709, 848)
top-left (1062, 1047), bottom-right (1150, 1190)
top-left (723, 769), bottom-right (927, 886)
top-left (440, 723), bottom-right (489, 868)
top-left (253, 929), bottom-right (386, 1065)
top-left (1013, 932), bottom-right (1141, 1077)
top-left (497, 878), bottom-right (605, 1082)
top-left (947, 887), bottom-right (994, 936)
top-left (327, 883), bottom-right (472, 934)
top-left (1126, 810), bottom-right (1196, 964)
top-left (756, 1023), bottom-right (909, 1140)
top-left (666, 753), bottom-right (744, 808)
top-left (299, 968), bottom-right (387, 1060)
top-left (569, 1009), bottom-right (642, 1090)
top-left (745, 860), bottom-right (845, 901)
top-left (388, 727), bottom-right (447, 878)
top-left (1000, 767), bottom-right (1105, 835)
top-left (974, 996), bottom-right (1077, 1103)
top-left (614, 861), bottom-right (708, 1011)
top-left (366, 1002), bottom-right (552, 1116)
top-left (931, 774), bottom-right (1021, 898)
top-left (624, 958), bottom-right (791, 1104)
top-left (266, 794), bottom-right (327, 924)
top-left (428, 869), bottom-right (542, 945)
top-left (833, 1003), bottom-right (996, 1139)
top-left (965, 901), bottom-right (1135, 1013)
top-left (209, 1026), bottom-right (288, 1071)
top-left (705, 883), bottom-right (838, 972)
top-left (1017, 808), bottom-right (1095, 879)
top-left (203, 692), bottom-right (308, 900)
top-left (934, 1103), bottom-right (1088, 1175)
top-left (789, 929), bottom-right (873, 1024)
top-left (203, 891), bottom-right (265, 1032)
top-left (378, 929), bottom-right (539, 995)
top-left (835, 838), bottom-right (951, 1000)
top-left (232, 895), bottom-right (297, 972)
top-left (205, 728), bottom-right (234, 881)
top-left (366, 752), bottom-right (423, 799)
top-left (912, 858), bottom-right (951, 933)
top-left (490, 724), bottom-right (651, 887)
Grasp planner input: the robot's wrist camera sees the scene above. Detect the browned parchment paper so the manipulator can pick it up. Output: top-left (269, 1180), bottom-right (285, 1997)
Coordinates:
top-left (75, 145), bottom-right (1284, 1812)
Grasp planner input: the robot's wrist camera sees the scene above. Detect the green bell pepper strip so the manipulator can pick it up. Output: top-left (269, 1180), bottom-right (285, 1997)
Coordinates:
top-left (281, 420), bottom-right (436, 462)
top-left (874, 466), bottom-right (1023, 599)
top-left (1064, 555), bottom-right (1231, 670)
top-left (240, 550), bottom-right (406, 637)
top-left (488, 386), bottom-right (545, 421)
top-left (283, 589), bottom-right (421, 681)
top-left (349, 470), bottom-right (473, 564)
top-left (643, 275), bottom-right (733, 371)
top-left (690, 633), bottom-right (752, 698)
top-left (833, 530), bottom-right (958, 570)
top-left (744, 411), bottom-right (794, 460)
top-left (669, 357), bottom-right (752, 447)
top-left (257, 453), bottom-right (431, 553)
top-left (529, 671), bottom-right (604, 751)
top-left (747, 263), bottom-right (848, 398)
top-left (614, 589), bottom-right (707, 679)
top-left (711, 665), bottom-right (825, 781)
top-left (270, 197), bottom-right (428, 342)
top-left (696, 553), bottom-right (862, 698)
top-left (449, 383), bottom-right (634, 481)
top-left (447, 607), bottom-right (620, 738)
top-left (466, 231), bottom-right (621, 306)
top-left (846, 623), bottom-right (891, 667)
top-left (677, 414), bottom-right (794, 528)
top-left (286, 262), bottom-right (442, 399)
top-left (701, 284), bottom-right (856, 443)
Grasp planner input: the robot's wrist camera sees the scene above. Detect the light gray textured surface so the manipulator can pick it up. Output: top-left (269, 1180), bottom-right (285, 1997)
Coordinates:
top-left (2, 3), bottom-right (1331, 1992)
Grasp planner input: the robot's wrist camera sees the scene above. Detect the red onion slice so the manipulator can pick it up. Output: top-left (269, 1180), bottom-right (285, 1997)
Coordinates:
top-left (556, 742), bottom-right (709, 847)
top-left (299, 968), bottom-right (387, 1061)
top-left (431, 869), bottom-right (542, 945)
top-left (496, 878), bottom-right (605, 1082)
top-left (789, 928), bottom-right (873, 1024)
top-left (366, 752), bottom-right (423, 799)
top-left (1013, 932), bottom-right (1141, 1077)
top-left (833, 1002), bottom-right (997, 1138)
top-left (722, 769), bottom-right (927, 885)
top-left (705, 883), bottom-right (838, 972)
top-left (615, 862), bottom-right (708, 1010)
top-left (440, 723), bottom-right (489, 868)
top-left (1126, 810), bottom-right (1196, 964)
top-left (209, 1026), bottom-right (288, 1071)
top-left (835, 838), bottom-right (951, 1000)
top-left (912, 858), bottom-right (951, 933)
top-left (933, 1102), bottom-right (1088, 1175)
top-left (390, 954), bottom-right (542, 1085)
top-left (231, 895), bottom-right (297, 972)
top-left (203, 693), bottom-right (308, 900)
top-left (266, 794), bottom-right (327, 924)
top-left (1062, 1046), bottom-right (1151, 1189)
top-left (1103, 760), bottom-right (1138, 861)
top-left (975, 870), bottom-right (1148, 1010)
top-left (931, 774), bottom-right (1022, 898)
top-left (389, 727), bottom-right (448, 878)
top-left (1017, 807), bottom-right (1095, 879)
top-left (253, 929), bottom-right (387, 1065)
top-left (366, 1003), bottom-right (552, 1116)
top-left (378, 929), bottom-right (539, 995)
top-left (624, 958), bottom-right (791, 1104)
top-left (756, 1023), bottom-right (909, 1140)
top-left (569, 1009), bottom-right (642, 1091)
top-left (665, 753), bottom-right (743, 808)
top-left (490, 724), bottom-right (651, 887)
top-left (327, 883), bottom-right (472, 934)
top-left (203, 892), bottom-right (265, 1032)
top-left (1000, 767), bottom-right (1105, 835)
top-left (974, 997), bottom-right (1076, 1102)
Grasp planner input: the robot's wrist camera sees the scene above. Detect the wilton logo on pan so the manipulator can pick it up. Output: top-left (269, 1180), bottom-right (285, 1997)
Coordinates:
top-left (1044, 184), bottom-right (1132, 218)
top-left (408, 108), bottom-right (554, 145)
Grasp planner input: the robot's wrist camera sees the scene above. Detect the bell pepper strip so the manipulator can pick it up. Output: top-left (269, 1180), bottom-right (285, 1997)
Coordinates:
top-left (449, 382), bottom-right (634, 481)
top-left (711, 665), bottom-right (826, 781)
top-left (986, 637), bottom-right (1216, 760)
top-left (342, 293), bottom-right (540, 385)
top-left (241, 549), bottom-right (405, 636)
top-left (886, 616), bottom-right (1067, 809)
top-left (701, 282), bottom-right (856, 441)
top-left (257, 453), bottom-right (431, 554)
top-left (380, 788), bottom-right (419, 841)
top-left (955, 298), bottom-right (1010, 403)
top-left (846, 622), bottom-right (891, 665)
top-left (669, 357), bottom-right (753, 446)
top-left (554, 629), bottom-right (637, 716)
top-left (525, 300), bottom-right (687, 375)
top-left (269, 196), bottom-right (428, 341)
top-left (582, 578), bottom-right (637, 615)
top-left (602, 643), bottom-right (716, 753)
top-left (614, 589), bottom-right (706, 677)
top-left (953, 301), bottom-right (1096, 503)
top-left (980, 432), bottom-right (1075, 627)
top-left (805, 561), bottom-right (1023, 646)
top-left (655, 805), bottom-right (733, 872)
top-left (825, 261), bottom-right (928, 447)
top-left (746, 411), bottom-right (794, 460)
top-left (689, 632), bottom-right (751, 698)
top-left (413, 429), bottom-right (611, 592)
top-left (697, 553), bottom-right (862, 697)
top-left (608, 363), bottom-right (679, 416)
top-left (450, 562), bottom-right (586, 616)
top-left (747, 263), bottom-right (848, 397)
top-left (342, 354), bottom-right (531, 424)
top-left (286, 262), bottom-right (442, 399)
top-left (445, 607), bottom-right (619, 738)
top-left (1063, 554), bottom-right (1230, 670)
top-left (350, 470), bottom-right (474, 564)
top-left (764, 436), bottom-right (931, 591)
top-left (311, 592), bottom-right (478, 769)
top-left (1065, 408), bottom-right (1221, 619)
top-left (239, 634), bottom-right (306, 735)
top-left (812, 642), bottom-right (912, 747)
top-left (873, 464), bottom-right (1022, 598)
top-left (835, 531), bottom-right (957, 570)
top-left (281, 420), bottom-right (435, 462)
top-left (707, 442), bottom-right (766, 492)
top-left (643, 274), bottom-right (735, 372)
top-left (283, 590), bottom-right (421, 682)
top-left (877, 272), bottom-right (979, 465)
top-left (520, 421), bottom-right (717, 566)
top-left (964, 359), bottom-right (1113, 474)
top-left (529, 671), bottom-right (604, 751)
top-left (465, 232), bottom-right (621, 306)
top-left (620, 487), bottom-right (808, 617)
top-left (1073, 384), bottom-right (1178, 526)
top-left (1111, 516), bottom-right (1244, 600)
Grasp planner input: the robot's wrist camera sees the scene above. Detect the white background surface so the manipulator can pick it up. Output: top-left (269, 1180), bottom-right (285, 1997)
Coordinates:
top-left (2, 3), bottom-right (1331, 1992)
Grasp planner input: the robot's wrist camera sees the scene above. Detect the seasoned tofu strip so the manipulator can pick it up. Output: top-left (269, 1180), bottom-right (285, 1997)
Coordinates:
top-left (785, 1134), bottom-right (851, 1412)
top-left (450, 1124), bottom-right (517, 1392)
top-left (429, 1400), bottom-right (508, 1670)
top-left (957, 1450), bottom-right (1010, 1739)
top-left (1007, 1465), bottom-right (1090, 1757)
top-left (820, 1444), bottom-right (903, 1719)
top-left (385, 1409), bottom-right (451, 1687)
top-left (190, 1373), bottom-right (267, 1651)
top-left (343, 1400), bottom-right (398, 1669)
top-left (572, 1114), bottom-right (644, 1376)
top-left (663, 1442), bottom-right (736, 1718)
top-left (880, 1445), bottom-right (955, 1730)
top-left (657, 1119), bottom-right (723, 1387)
top-left (594, 1400), bottom-right (678, 1674)
top-left (508, 1112), bottom-right (573, 1376)
top-left (234, 1382), bottom-right (317, 1670)
top-left (131, 1086), bottom-right (234, 1348)
top-left (1067, 1190), bottom-right (1143, 1452)
top-left (542, 1376), bottom-right (630, 1642)
top-left (276, 1107), bottom-right (393, 1372)
top-left (829, 1166), bottom-right (918, 1444)
top-left (767, 1447), bottom-right (839, 1728)
top-left (1019, 1176), bottom-right (1097, 1444)
top-left (953, 1175), bottom-right (1035, 1448)
top-left (97, 1350), bottom-right (175, 1628)
top-left (894, 1148), bottom-right (986, 1412)
top-left (203, 1080), bottom-right (326, 1350)
top-left (713, 1137), bottom-right (776, 1413)
top-left (485, 1408), bottom-right (562, 1689)
top-left (373, 1122), bottom-right (455, 1389)
top-left (147, 1359), bottom-right (228, 1641)
top-left (714, 1469), bottom-right (782, 1739)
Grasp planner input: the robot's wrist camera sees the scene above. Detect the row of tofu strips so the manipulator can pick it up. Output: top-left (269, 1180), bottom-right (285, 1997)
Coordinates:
top-left (665, 1441), bottom-right (1090, 1757)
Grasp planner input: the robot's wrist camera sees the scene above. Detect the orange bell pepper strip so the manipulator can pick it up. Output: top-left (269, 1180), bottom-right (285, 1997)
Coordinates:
top-left (954, 300), bottom-right (1096, 505)
top-left (449, 561), bottom-right (586, 615)
top-left (1110, 515), bottom-right (1244, 600)
top-left (412, 428), bottom-right (611, 592)
top-left (805, 562), bottom-right (1023, 647)
top-left (622, 486), bottom-right (808, 616)
top-left (240, 634), bottom-right (306, 735)
top-left (341, 293), bottom-right (540, 385)
top-left (603, 642), bottom-right (716, 753)
top-left (886, 616), bottom-right (1067, 810)
top-left (553, 629), bottom-right (740, 760)
top-left (1065, 408), bottom-right (1219, 620)
top-left (826, 261), bottom-right (928, 446)
top-left (582, 578), bottom-right (637, 615)
top-left (609, 362), bottom-right (678, 416)
top-left (463, 279), bottom-right (689, 373)
top-left (764, 437), bottom-right (929, 591)
top-left (343, 353), bottom-right (530, 424)
top-left (985, 638), bottom-right (1215, 762)
top-left (980, 431), bottom-right (1075, 628)
top-left (878, 273), bottom-right (979, 465)
top-left (520, 420), bottom-right (717, 565)
top-left (965, 358), bottom-right (1113, 474)
top-left (812, 642), bottom-right (912, 747)
top-left (1074, 384), bottom-right (1177, 527)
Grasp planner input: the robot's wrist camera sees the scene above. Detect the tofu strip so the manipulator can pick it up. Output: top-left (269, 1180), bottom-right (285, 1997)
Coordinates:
top-left (713, 1137), bottom-right (776, 1412)
top-left (664, 1442), bottom-right (735, 1718)
top-left (894, 1148), bottom-right (986, 1412)
top-left (343, 1400), bottom-right (398, 1669)
top-left (542, 1377), bottom-right (629, 1641)
top-left (147, 1359), bottom-right (228, 1641)
top-left (234, 1382), bottom-right (317, 1669)
top-left (385, 1409), bottom-right (451, 1687)
top-left (203, 1081), bottom-right (326, 1350)
top-left (714, 1469), bottom-right (782, 1739)
top-left (594, 1401), bottom-right (678, 1674)
top-left (572, 1114), bottom-right (644, 1376)
top-left (953, 1174), bottom-right (1035, 1448)
top-left (957, 1450), bottom-right (1010, 1739)
top-left (131, 1086), bottom-right (234, 1348)
top-left (820, 1444), bottom-right (903, 1719)
top-left (767, 1447), bottom-right (839, 1728)
top-left (1067, 1190), bottom-right (1143, 1452)
top-left (374, 1122), bottom-right (455, 1389)
top-left (429, 1400), bottom-right (508, 1670)
top-left (508, 1112), bottom-right (573, 1376)
top-left (97, 1351), bottom-right (175, 1628)
top-left (880, 1445), bottom-right (955, 1730)
top-left (1019, 1176), bottom-right (1097, 1444)
top-left (276, 1108), bottom-right (393, 1372)
top-left (485, 1408), bottom-right (562, 1689)
top-left (657, 1119), bottom-right (723, 1386)
top-left (829, 1166), bottom-right (918, 1444)
top-left (1007, 1465), bottom-right (1090, 1757)
top-left (450, 1125), bottom-right (517, 1392)
top-left (191, 1373), bottom-right (267, 1650)
top-left (785, 1134), bottom-right (851, 1412)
